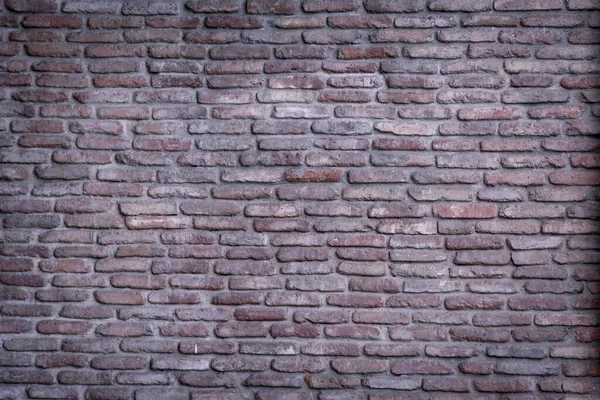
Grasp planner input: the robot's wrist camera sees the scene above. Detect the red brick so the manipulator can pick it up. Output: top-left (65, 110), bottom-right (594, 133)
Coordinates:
top-left (338, 46), bottom-right (398, 60)
top-left (247, 0), bottom-right (296, 14)
top-left (529, 105), bottom-right (585, 119)
top-left (6, 0), bottom-right (58, 12)
top-left (0, 3), bottom-right (598, 393)
top-left (23, 15), bottom-right (83, 29)
top-left (271, 357), bottom-right (326, 373)
top-left (121, 2), bottom-right (178, 15)
top-left (211, 357), bottom-right (268, 372)
top-left (458, 106), bottom-right (521, 120)
top-left (473, 378), bottom-right (534, 392)
top-left (433, 204), bottom-right (497, 219)
top-left (205, 15), bottom-right (263, 29)
top-left (391, 360), bottom-right (453, 375)
top-left (450, 327), bottom-right (511, 342)
top-left (148, 45), bottom-right (206, 60)
top-left (37, 320), bottom-right (93, 335)
top-left (273, 16), bottom-right (326, 29)
top-left (302, 0), bottom-right (360, 12)
top-left (0, 370), bottom-right (54, 384)
top-left (331, 359), bottom-right (388, 374)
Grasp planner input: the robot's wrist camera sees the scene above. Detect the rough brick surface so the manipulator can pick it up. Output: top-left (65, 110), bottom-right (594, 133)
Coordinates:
top-left (0, 0), bottom-right (599, 398)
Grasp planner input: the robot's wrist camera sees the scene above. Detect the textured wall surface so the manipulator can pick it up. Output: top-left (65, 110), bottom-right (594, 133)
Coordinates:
top-left (0, 0), bottom-right (599, 399)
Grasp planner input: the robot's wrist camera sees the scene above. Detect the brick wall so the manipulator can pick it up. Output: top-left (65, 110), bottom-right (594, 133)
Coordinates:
top-left (0, 0), bottom-right (599, 399)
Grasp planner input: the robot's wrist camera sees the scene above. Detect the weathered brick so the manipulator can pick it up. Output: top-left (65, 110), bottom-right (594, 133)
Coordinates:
top-left (338, 46), bottom-right (398, 60)
top-left (0, 2), bottom-right (597, 394)
top-left (332, 359), bottom-right (388, 374)
top-left (302, 0), bottom-right (360, 12)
